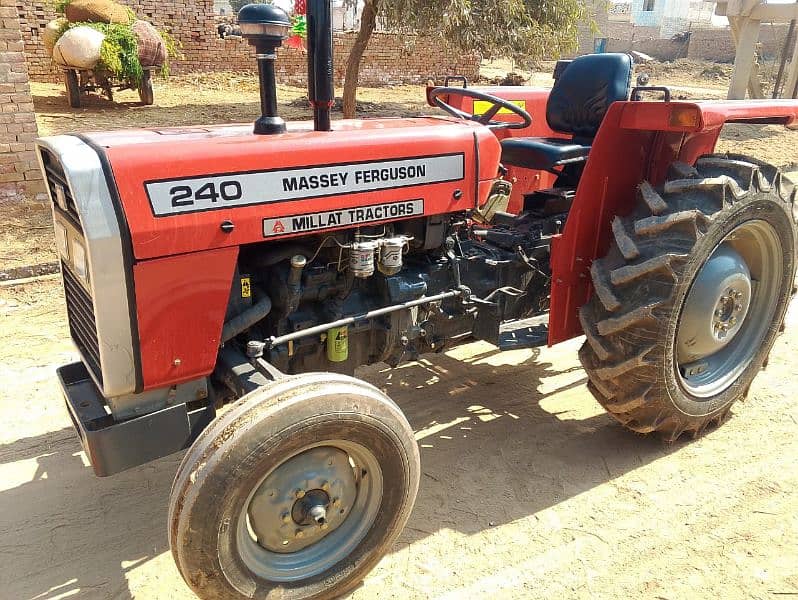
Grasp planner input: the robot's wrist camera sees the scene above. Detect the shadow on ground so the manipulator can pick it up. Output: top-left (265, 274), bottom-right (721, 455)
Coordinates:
top-left (0, 344), bottom-right (683, 599)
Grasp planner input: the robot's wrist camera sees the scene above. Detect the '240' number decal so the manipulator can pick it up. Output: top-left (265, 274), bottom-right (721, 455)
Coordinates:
top-left (170, 181), bottom-right (243, 207)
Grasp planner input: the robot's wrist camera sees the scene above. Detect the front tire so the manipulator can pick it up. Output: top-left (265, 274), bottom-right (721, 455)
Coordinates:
top-left (168, 373), bottom-right (420, 600)
top-left (579, 155), bottom-right (797, 440)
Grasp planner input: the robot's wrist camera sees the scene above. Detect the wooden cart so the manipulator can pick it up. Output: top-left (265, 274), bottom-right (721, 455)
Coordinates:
top-left (63, 66), bottom-right (155, 108)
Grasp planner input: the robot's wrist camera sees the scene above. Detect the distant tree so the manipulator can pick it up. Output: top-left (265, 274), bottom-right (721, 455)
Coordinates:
top-left (342, 0), bottom-right (589, 118)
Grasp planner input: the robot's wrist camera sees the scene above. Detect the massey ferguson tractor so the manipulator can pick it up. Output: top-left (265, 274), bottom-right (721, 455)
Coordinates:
top-left (36, 1), bottom-right (798, 598)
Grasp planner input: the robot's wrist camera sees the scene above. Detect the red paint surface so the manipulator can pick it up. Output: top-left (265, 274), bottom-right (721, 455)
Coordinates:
top-left (133, 246), bottom-right (238, 389)
top-left (547, 99), bottom-right (798, 344)
top-left (102, 118), bottom-right (500, 261)
top-left (100, 96), bottom-right (798, 390)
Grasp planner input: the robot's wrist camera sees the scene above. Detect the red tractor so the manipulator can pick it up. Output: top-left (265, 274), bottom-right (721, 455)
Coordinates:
top-left (36, 1), bottom-right (797, 598)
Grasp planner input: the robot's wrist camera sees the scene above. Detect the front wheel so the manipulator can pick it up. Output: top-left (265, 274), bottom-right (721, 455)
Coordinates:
top-left (168, 372), bottom-right (420, 600)
top-left (579, 155), bottom-right (797, 440)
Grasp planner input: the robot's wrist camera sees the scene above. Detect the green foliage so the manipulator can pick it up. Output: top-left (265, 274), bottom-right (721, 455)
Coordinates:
top-left (53, 0), bottom-right (71, 13)
top-left (351, 0), bottom-right (589, 64)
top-left (159, 29), bottom-right (182, 77)
top-left (53, 20), bottom-right (179, 84)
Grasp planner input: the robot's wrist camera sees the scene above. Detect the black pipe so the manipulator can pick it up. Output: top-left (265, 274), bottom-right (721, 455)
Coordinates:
top-left (307, 0), bottom-right (334, 131)
top-left (255, 54), bottom-right (286, 134)
top-left (221, 287), bottom-right (273, 343)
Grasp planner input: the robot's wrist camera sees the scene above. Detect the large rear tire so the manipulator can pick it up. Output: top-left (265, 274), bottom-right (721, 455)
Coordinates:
top-left (579, 154), bottom-right (797, 440)
top-left (168, 372), bottom-right (420, 600)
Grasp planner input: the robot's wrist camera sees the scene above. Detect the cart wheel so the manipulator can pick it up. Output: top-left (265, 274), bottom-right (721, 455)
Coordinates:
top-left (168, 372), bottom-right (420, 600)
top-left (138, 70), bottom-right (154, 105)
top-left (65, 70), bottom-right (81, 108)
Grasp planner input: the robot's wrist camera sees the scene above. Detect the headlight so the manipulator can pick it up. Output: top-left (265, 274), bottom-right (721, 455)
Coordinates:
top-left (71, 239), bottom-right (88, 284)
top-left (54, 222), bottom-right (69, 259)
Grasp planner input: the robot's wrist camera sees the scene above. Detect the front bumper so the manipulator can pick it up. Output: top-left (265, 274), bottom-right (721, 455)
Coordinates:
top-left (58, 362), bottom-right (215, 477)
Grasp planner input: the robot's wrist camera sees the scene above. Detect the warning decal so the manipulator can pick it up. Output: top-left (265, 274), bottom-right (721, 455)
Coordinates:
top-left (262, 199), bottom-right (424, 238)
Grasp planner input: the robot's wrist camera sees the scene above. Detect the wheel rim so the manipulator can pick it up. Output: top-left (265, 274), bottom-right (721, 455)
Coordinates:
top-left (236, 440), bottom-right (383, 582)
top-left (676, 219), bottom-right (783, 397)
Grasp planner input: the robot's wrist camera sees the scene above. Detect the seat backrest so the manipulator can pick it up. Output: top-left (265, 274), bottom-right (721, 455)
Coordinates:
top-left (545, 53), bottom-right (632, 140)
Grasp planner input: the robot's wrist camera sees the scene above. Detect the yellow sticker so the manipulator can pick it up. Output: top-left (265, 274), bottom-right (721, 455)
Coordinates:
top-left (473, 99), bottom-right (526, 116)
top-left (241, 276), bottom-right (251, 298)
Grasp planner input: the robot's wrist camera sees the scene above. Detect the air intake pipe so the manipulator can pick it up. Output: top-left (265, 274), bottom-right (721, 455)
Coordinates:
top-left (307, 0), bottom-right (334, 131)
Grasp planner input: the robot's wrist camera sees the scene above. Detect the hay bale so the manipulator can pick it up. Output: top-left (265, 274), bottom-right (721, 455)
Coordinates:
top-left (43, 18), bottom-right (68, 56)
top-left (52, 25), bottom-right (105, 69)
top-left (64, 0), bottom-right (131, 24)
top-left (132, 20), bottom-right (166, 68)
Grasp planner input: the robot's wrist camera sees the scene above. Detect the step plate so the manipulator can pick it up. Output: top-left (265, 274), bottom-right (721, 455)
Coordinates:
top-left (497, 314), bottom-right (549, 350)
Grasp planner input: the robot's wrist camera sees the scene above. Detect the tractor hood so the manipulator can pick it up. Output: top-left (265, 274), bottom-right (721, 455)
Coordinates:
top-left (70, 117), bottom-right (502, 260)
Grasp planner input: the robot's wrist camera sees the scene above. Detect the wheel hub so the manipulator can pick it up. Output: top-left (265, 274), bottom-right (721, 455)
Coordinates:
top-left (248, 446), bottom-right (358, 553)
top-left (677, 243), bottom-right (752, 365)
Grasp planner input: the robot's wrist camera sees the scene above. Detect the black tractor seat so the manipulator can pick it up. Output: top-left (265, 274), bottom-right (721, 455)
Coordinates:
top-left (500, 137), bottom-right (591, 171)
top-left (500, 53), bottom-right (633, 173)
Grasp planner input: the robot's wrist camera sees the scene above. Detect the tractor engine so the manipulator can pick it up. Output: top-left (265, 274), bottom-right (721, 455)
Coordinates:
top-left (230, 204), bottom-right (563, 379)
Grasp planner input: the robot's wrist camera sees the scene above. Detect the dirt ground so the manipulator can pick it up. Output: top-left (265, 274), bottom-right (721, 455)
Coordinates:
top-left (1, 60), bottom-right (797, 599)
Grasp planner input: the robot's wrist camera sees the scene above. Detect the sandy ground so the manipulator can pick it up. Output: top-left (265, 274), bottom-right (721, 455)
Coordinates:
top-left (1, 61), bottom-right (797, 599)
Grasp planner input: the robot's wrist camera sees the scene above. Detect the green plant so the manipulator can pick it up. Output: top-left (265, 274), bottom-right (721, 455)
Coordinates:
top-left (54, 19), bottom-right (180, 84)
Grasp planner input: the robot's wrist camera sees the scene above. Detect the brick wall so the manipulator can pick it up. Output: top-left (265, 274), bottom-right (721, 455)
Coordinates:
top-left (0, 0), bottom-right (44, 202)
top-left (688, 25), bottom-right (791, 63)
top-left (19, 1), bottom-right (480, 85)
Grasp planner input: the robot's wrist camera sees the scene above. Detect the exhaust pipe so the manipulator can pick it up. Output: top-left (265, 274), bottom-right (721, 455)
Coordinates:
top-left (307, 0), bottom-right (334, 131)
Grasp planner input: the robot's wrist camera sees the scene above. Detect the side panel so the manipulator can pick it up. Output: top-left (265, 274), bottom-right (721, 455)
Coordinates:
top-left (133, 246), bottom-right (238, 390)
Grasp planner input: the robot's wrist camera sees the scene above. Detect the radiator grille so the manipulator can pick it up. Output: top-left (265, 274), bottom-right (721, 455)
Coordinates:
top-left (62, 263), bottom-right (103, 385)
top-left (40, 148), bottom-right (81, 227)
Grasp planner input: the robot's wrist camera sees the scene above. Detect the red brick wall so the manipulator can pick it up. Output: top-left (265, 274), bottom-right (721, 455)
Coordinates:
top-left (19, 1), bottom-right (480, 85)
top-left (0, 0), bottom-right (44, 201)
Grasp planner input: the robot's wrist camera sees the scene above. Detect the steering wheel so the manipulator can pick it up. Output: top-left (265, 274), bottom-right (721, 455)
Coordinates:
top-left (429, 87), bottom-right (532, 130)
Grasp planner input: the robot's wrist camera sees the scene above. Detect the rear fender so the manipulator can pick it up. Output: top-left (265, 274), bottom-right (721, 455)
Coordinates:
top-left (548, 98), bottom-right (798, 345)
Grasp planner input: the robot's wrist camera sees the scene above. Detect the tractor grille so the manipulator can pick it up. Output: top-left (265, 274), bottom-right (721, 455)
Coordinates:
top-left (62, 262), bottom-right (103, 385)
top-left (40, 147), bottom-right (81, 227)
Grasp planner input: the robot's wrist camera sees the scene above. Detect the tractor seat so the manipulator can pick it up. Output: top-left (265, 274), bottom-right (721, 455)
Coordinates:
top-left (500, 137), bottom-right (591, 171)
top-left (500, 53), bottom-right (632, 173)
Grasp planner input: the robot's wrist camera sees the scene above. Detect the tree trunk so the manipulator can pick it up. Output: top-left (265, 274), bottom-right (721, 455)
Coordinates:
top-left (343, 0), bottom-right (378, 119)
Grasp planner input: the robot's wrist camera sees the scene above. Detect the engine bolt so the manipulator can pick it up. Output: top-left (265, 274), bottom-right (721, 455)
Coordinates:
top-left (295, 529), bottom-right (304, 539)
top-left (321, 481), bottom-right (330, 491)
top-left (281, 512), bottom-right (291, 524)
top-left (295, 489), bottom-right (305, 499)
top-left (320, 523), bottom-right (329, 531)
top-left (729, 316), bottom-right (737, 326)
top-left (735, 303), bottom-right (743, 312)
top-left (333, 497), bottom-right (341, 507)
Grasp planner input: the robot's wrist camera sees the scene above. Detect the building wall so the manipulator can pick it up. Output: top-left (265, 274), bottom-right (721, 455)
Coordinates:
top-left (0, 0), bottom-right (44, 201)
top-left (18, 1), bottom-right (480, 86)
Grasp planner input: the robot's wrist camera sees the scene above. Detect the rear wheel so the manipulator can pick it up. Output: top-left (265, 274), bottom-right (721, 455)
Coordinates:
top-left (168, 372), bottom-right (420, 600)
top-left (579, 155), bottom-right (797, 439)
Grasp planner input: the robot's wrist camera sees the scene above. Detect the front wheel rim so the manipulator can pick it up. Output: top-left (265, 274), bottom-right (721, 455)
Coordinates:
top-left (676, 219), bottom-right (783, 398)
top-left (236, 440), bottom-right (383, 582)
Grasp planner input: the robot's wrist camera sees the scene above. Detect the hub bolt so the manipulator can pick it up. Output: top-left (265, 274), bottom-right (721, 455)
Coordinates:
top-left (295, 529), bottom-right (304, 539)
top-left (295, 489), bottom-right (305, 499)
top-left (321, 481), bottom-right (330, 491)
